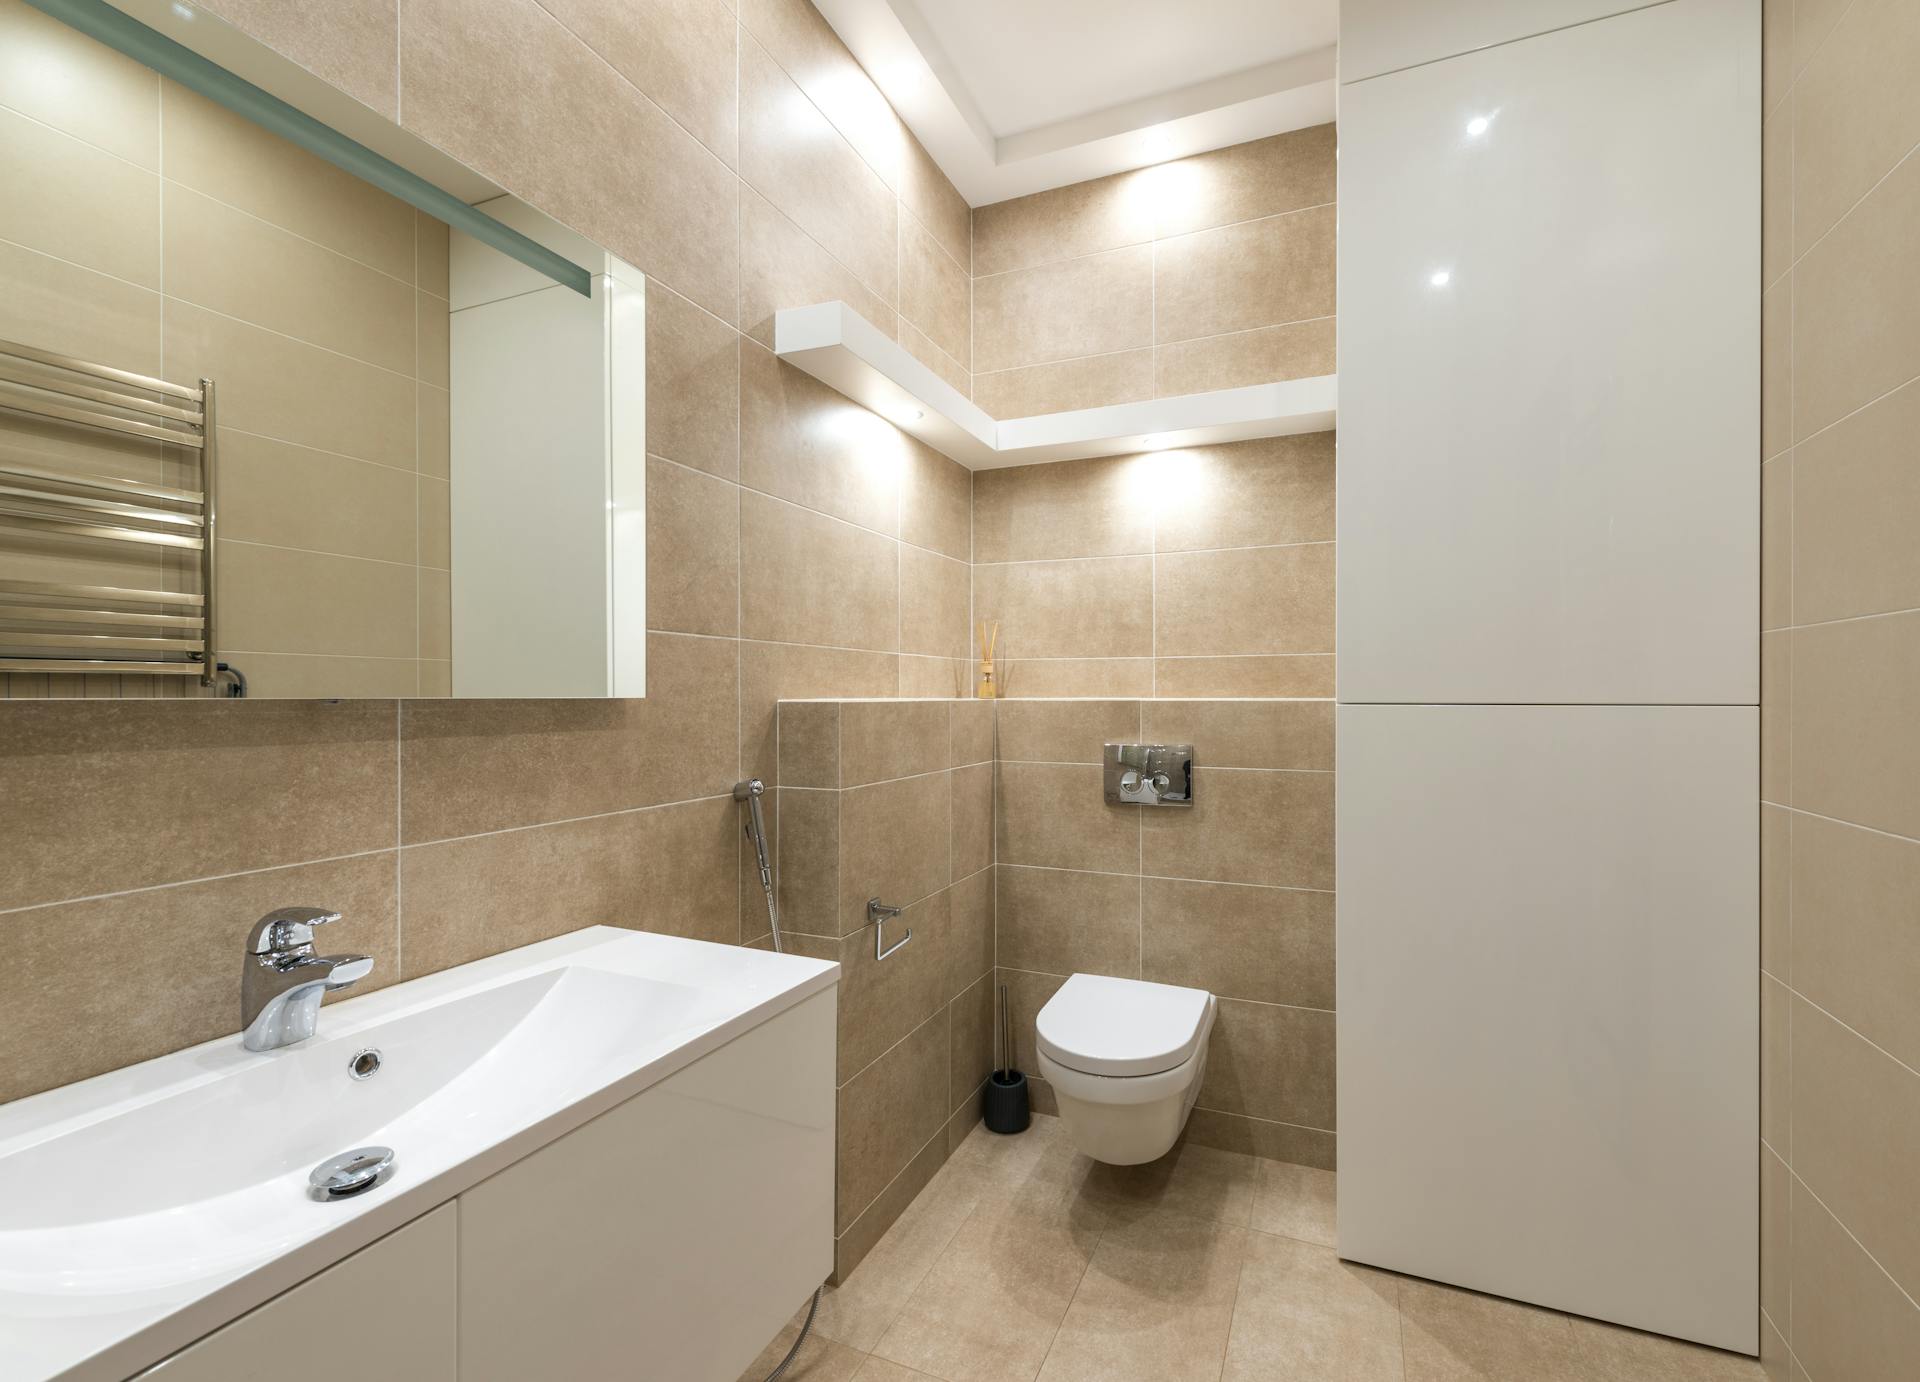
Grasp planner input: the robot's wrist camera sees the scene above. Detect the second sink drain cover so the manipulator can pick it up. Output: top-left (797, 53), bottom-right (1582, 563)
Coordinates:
top-left (308, 1146), bottom-right (397, 1201)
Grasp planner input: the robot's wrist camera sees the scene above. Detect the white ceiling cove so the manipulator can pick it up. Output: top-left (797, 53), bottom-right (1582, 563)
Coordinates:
top-left (810, 0), bottom-right (1339, 206)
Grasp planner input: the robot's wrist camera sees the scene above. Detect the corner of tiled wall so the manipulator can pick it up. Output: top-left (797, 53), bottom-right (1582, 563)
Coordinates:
top-left (1758, 0), bottom-right (1920, 1375)
top-left (776, 697), bottom-right (995, 1279)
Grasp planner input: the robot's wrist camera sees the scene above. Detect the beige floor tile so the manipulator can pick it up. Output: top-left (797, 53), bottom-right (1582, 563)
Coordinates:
top-left (737, 1312), bottom-right (870, 1382)
top-left (1036, 1210), bottom-right (1248, 1382)
top-left (1568, 1317), bottom-right (1765, 1381)
top-left (1400, 1278), bottom-right (1583, 1382)
top-left (850, 1357), bottom-right (940, 1380)
top-left (815, 1147), bottom-right (994, 1352)
top-left (1221, 1232), bottom-right (1403, 1381)
top-left (873, 1193), bottom-right (1106, 1382)
top-left (1079, 1140), bottom-right (1262, 1229)
top-left (1250, 1160), bottom-right (1338, 1246)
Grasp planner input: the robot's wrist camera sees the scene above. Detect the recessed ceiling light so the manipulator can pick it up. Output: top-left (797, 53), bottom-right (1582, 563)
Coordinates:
top-left (1429, 269), bottom-right (1452, 288)
top-left (1466, 115), bottom-right (1491, 137)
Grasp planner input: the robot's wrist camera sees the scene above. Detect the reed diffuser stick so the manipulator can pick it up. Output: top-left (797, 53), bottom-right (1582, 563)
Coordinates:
top-left (975, 620), bottom-right (999, 699)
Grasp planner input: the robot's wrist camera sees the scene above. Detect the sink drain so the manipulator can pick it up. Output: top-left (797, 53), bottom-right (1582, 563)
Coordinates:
top-left (347, 1047), bottom-right (382, 1080)
top-left (308, 1146), bottom-right (397, 1201)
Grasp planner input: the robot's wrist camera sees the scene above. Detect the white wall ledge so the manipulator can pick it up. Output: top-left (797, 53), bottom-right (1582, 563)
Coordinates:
top-left (773, 302), bottom-right (1336, 470)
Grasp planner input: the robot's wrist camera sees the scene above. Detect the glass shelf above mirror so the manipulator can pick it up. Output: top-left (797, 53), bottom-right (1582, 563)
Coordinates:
top-left (0, 0), bottom-right (645, 699)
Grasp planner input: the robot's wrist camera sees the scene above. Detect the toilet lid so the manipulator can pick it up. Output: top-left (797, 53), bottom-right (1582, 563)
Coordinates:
top-left (1035, 973), bottom-right (1214, 1078)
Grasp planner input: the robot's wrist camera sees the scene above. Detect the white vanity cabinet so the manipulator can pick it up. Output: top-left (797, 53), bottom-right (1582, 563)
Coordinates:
top-left (130, 988), bottom-right (835, 1382)
top-left (456, 988), bottom-right (837, 1382)
top-left (136, 1207), bottom-right (458, 1382)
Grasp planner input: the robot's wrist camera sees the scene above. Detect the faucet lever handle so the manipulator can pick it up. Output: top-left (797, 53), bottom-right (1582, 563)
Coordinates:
top-left (248, 906), bottom-right (343, 955)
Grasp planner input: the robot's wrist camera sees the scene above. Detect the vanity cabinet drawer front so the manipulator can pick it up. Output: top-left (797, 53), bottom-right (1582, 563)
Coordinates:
top-left (456, 988), bottom-right (837, 1382)
top-left (138, 1204), bottom-right (457, 1381)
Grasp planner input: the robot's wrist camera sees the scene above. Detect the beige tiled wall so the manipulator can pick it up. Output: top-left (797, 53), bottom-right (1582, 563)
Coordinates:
top-left (0, 0), bottom-right (976, 1103)
top-left (0, 0), bottom-right (451, 698)
top-left (994, 698), bottom-right (1337, 1171)
top-left (775, 698), bottom-right (995, 1279)
top-left (970, 125), bottom-right (1336, 418)
top-left (1759, 0), bottom-right (1920, 1376)
top-left (973, 433), bottom-right (1336, 697)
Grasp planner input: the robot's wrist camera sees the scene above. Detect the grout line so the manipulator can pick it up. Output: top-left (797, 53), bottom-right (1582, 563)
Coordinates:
top-left (1776, 803), bottom-right (1920, 849)
top-left (1788, 1160), bottom-right (1920, 1318)
top-left (995, 860), bottom-right (1335, 896)
top-left (975, 539), bottom-right (1334, 568)
top-left (0, 843), bottom-right (407, 919)
top-left (969, 312), bottom-right (1335, 383)
top-left (973, 201), bottom-right (1338, 285)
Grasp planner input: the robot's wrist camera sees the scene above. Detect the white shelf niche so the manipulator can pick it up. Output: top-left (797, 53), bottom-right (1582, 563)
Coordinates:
top-left (773, 301), bottom-right (1337, 470)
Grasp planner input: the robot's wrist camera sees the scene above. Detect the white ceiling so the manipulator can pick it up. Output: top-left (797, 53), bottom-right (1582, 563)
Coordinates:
top-left (812, 0), bottom-right (1338, 206)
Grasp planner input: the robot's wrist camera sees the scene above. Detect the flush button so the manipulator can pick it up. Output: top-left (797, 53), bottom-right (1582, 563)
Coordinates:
top-left (1104, 743), bottom-right (1194, 806)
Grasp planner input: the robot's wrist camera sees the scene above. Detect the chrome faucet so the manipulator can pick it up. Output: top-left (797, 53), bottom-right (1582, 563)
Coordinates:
top-left (241, 907), bottom-right (373, 1052)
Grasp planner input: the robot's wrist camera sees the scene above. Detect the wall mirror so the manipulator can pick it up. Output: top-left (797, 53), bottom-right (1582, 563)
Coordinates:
top-left (0, 0), bottom-right (646, 699)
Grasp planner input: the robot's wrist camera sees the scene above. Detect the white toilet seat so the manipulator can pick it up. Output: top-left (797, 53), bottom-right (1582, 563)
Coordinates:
top-left (1036, 973), bottom-right (1214, 1076)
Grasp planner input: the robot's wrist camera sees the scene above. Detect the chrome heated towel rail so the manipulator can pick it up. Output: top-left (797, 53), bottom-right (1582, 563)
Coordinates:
top-left (0, 338), bottom-right (218, 683)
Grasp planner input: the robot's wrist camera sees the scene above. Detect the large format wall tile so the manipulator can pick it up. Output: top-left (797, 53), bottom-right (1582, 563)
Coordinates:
top-left (1793, 377), bottom-right (1920, 623)
top-left (399, 633), bottom-right (738, 841)
top-left (0, 701), bottom-right (397, 912)
top-left (0, 0), bottom-right (158, 166)
top-left (0, 107), bottom-right (157, 287)
top-left (972, 168), bottom-right (1155, 277)
top-left (1155, 545), bottom-right (1335, 657)
top-left (1142, 878), bottom-right (1333, 1009)
top-left (738, 185), bottom-right (892, 347)
top-left (995, 863), bottom-right (1139, 978)
top-left (739, 37), bottom-right (895, 307)
top-left (1153, 205), bottom-right (1336, 345)
top-left (534, 0), bottom-right (738, 167)
top-left (1141, 768), bottom-right (1335, 891)
top-left (1791, 996), bottom-right (1920, 1303)
top-left (898, 211), bottom-right (970, 368)
top-left (739, 491), bottom-right (900, 651)
top-left (1790, 0), bottom-right (1920, 255)
top-left (972, 455), bottom-right (1152, 563)
top-left (1792, 147), bottom-right (1920, 441)
top-left (1791, 611), bottom-right (1920, 838)
top-left (1791, 813), bottom-right (1920, 1068)
top-left (737, 0), bottom-right (905, 192)
top-left (400, 0), bottom-right (737, 320)
top-left (1153, 124), bottom-right (1337, 239)
top-left (199, 0), bottom-right (399, 118)
top-left (645, 284), bottom-right (738, 479)
top-left (994, 761), bottom-right (1138, 874)
top-left (972, 351), bottom-right (1156, 419)
top-left (1154, 319), bottom-right (1336, 396)
top-left (836, 1010), bottom-right (948, 1233)
top-left (0, 851), bottom-right (397, 1103)
top-left (740, 337), bottom-right (902, 536)
top-left (1199, 997), bottom-right (1337, 1131)
top-left (972, 556), bottom-right (1153, 660)
top-left (972, 246), bottom-right (1153, 372)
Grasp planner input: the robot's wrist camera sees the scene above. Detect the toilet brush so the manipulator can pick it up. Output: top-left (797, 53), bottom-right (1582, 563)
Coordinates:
top-left (983, 982), bottom-right (1030, 1134)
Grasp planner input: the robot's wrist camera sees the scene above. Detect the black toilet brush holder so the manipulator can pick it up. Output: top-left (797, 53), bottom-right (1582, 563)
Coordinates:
top-left (983, 983), bottom-right (1030, 1135)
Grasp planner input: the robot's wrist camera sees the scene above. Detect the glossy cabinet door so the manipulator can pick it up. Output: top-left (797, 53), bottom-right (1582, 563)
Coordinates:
top-left (1336, 0), bottom-right (1758, 705)
top-left (456, 989), bottom-right (836, 1382)
top-left (1336, 705), bottom-right (1758, 1352)
top-left (138, 1206), bottom-right (457, 1382)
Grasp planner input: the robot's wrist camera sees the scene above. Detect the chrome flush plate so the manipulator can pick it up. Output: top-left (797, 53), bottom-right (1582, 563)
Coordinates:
top-left (1103, 743), bottom-right (1194, 806)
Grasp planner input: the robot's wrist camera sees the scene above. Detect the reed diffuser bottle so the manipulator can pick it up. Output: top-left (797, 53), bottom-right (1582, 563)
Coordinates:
top-left (975, 621), bottom-right (999, 699)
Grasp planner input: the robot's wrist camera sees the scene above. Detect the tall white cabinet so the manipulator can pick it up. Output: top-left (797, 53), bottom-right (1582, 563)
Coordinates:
top-left (1334, 0), bottom-right (1759, 1353)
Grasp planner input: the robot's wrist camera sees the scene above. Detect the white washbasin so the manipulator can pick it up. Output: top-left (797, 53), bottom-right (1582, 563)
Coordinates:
top-left (0, 926), bottom-right (837, 1382)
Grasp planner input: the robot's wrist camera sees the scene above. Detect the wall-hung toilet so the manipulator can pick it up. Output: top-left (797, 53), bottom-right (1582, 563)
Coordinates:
top-left (1034, 973), bottom-right (1217, 1165)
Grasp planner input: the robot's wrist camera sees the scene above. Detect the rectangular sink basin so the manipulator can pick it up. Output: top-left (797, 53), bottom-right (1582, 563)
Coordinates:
top-left (0, 926), bottom-right (837, 1382)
